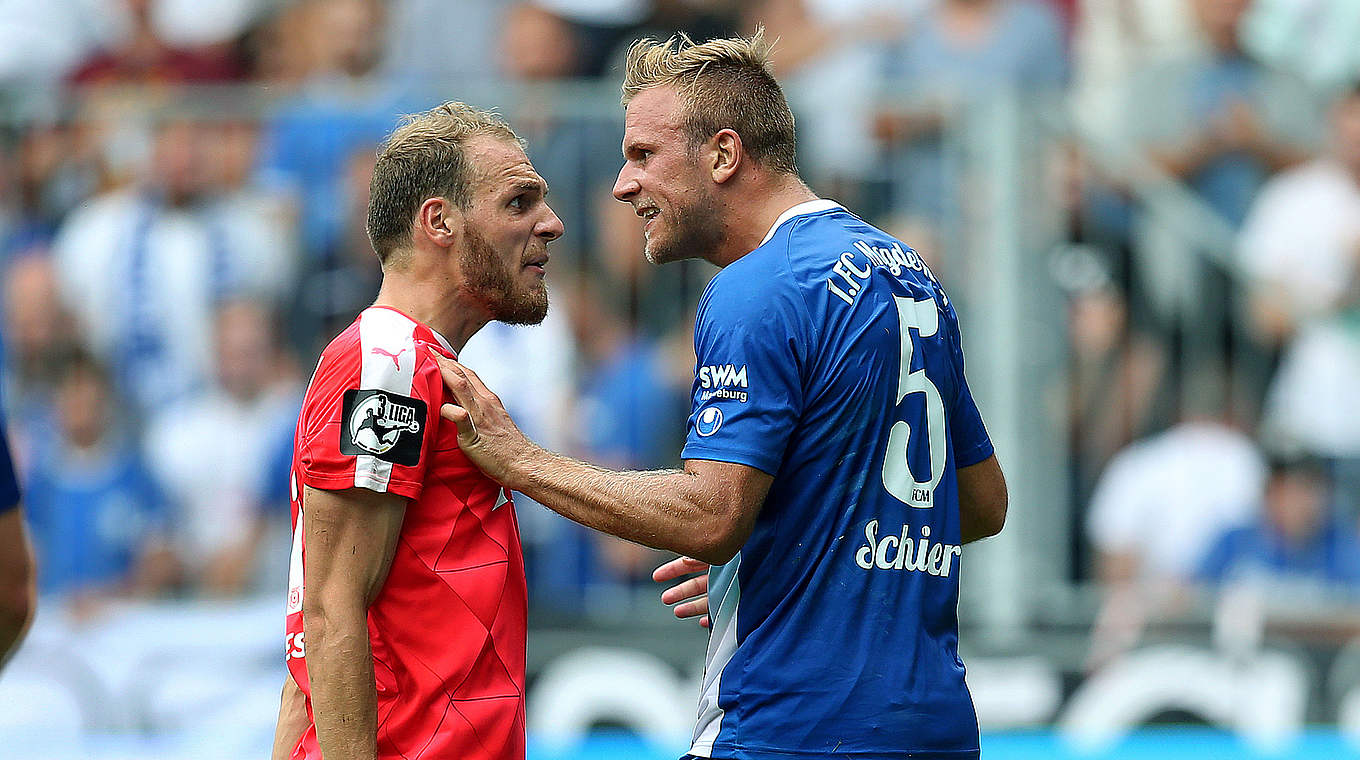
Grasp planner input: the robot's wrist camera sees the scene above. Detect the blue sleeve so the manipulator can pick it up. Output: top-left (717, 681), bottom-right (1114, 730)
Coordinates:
top-left (679, 263), bottom-right (810, 475)
top-left (944, 304), bottom-right (993, 469)
top-left (0, 417), bottom-right (19, 512)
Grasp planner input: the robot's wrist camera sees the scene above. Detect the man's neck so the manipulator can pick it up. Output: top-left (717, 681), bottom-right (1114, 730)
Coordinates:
top-left (373, 271), bottom-right (489, 354)
top-left (711, 177), bottom-right (819, 268)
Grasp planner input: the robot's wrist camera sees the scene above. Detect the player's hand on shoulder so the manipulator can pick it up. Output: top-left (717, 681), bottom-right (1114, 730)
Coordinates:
top-left (428, 349), bottom-right (534, 487)
top-left (654, 556), bottom-right (711, 629)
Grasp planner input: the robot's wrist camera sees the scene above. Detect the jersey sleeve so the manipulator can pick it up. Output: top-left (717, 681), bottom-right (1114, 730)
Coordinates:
top-left (296, 314), bottom-right (442, 501)
top-left (943, 302), bottom-right (994, 469)
top-left (680, 264), bottom-right (810, 475)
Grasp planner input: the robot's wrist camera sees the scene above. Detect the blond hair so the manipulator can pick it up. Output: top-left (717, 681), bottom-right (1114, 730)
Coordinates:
top-left (621, 30), bottom-right (799, 175)
top-left (366, 101), bottom-right (523, 264)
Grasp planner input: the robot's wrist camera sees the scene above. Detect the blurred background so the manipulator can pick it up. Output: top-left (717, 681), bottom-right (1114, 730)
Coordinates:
top-left (1, 0), bottom-right (1359, 757)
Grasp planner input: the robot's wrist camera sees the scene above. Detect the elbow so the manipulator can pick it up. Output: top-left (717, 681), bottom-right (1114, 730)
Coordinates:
top-left (978, 493), bottom-right (1008, 539)
top-left (301, 593), bottom-right (362, 640)
top-left (685, 518), bottom-right (748, 566)
top-left (0, 577), bottom-right (36, 643)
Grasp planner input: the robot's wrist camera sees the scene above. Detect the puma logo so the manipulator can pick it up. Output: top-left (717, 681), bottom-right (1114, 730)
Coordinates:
top-left (371, 346), bottom-right (409, 370)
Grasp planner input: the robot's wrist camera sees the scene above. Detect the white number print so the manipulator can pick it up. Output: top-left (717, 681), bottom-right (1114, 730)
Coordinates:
top-left (881, 296), bottom-right (948, 508)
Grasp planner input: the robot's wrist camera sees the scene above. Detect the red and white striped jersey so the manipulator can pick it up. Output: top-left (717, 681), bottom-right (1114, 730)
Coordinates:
top-left (284, 305), bottom-right (527, 760)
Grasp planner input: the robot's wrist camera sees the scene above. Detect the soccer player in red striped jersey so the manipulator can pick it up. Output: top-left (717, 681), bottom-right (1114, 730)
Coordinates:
top-left (270, 102), bottom-right (563, 760)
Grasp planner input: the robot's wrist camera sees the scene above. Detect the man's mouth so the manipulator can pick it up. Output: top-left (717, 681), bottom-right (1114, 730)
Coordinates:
top-left (524, 253), bottom-right (549, 274)
top-left (636, 205), bottom-right (660, 235)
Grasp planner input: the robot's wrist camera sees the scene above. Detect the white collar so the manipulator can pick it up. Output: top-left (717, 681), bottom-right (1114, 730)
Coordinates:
top-left (428, 326), bottom-right (456, 357)
top-left (759, 199), bottom-right (844, 246)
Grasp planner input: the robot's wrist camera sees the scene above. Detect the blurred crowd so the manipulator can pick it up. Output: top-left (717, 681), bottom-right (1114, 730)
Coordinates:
top-left (0, 0), bottom-right (1357, 652)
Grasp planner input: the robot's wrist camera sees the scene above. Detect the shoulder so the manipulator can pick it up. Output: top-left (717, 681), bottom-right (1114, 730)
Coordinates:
top-left (699, 241), bottom-right (801, 322)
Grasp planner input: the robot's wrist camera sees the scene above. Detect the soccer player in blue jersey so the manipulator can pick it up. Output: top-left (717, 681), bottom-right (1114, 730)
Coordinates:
top-left (433, 31), bottom-right (1008, 760)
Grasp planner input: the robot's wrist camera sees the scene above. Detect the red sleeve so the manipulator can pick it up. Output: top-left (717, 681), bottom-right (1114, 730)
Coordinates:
top-left (296, 314), bottom-right (444, 501)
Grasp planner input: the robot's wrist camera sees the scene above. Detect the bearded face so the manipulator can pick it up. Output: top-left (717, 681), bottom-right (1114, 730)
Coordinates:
top-left (642, 183), bottom-right (724, 266)
top-left (461, 220), bottom-right (549, 326)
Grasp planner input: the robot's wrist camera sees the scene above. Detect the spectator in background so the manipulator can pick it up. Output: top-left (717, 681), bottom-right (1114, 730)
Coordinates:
top-left (528, 0), bottom-right (651, 77)
top-left (1132, 0), bottom-right (1313, 229)
top-left (0, 0), bottom-right (110, 83)
top-left (1198, 453), bottom-right (1360, 594)
top-left (1070, 0), bottom-right (1198, 141)
top-left (1084, 384), bottom-right (1265, 667)
top-left (23, 352), bottom-right (177, 606)
top-left (68, 0), bottom-right (246, 85)
top-left (293, 146), bottom-right (382, 352)
top-left (1238, 82), bottom-right (1360, 344)
top-left (638, 0), bottom-right (740, 42)
top-left (380, 0), bottom-right (507, 87)
top-left (143, 299), bottom-right (300, 597)
top-left (1053, 247), bottom-right (1170, 542)
top-left (52, 117), bottom-right (295, 414)
top-left (497, 6), bottom-right (626, 302)
top-left (1, 120), bottom-right (101, 260)
top-left (747, 0), bottom-right (909, 213)
top-left (1, 255), bottom-right (81, 424)
top-left (1260, 310), bottom-right (1360, 465)
top-left (256, 0), bottom-right (406, 267)
top-left (875, 0), bottom-right (1067, 234)
top-left (501, 3), bottom-right (584, 81)
top-left (564, 279), bottom-right (690, 600)
top-left (1240, 0), bottom-right (1360, 93)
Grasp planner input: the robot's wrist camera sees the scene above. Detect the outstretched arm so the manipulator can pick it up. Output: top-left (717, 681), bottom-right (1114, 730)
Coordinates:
top-left (432, 353), bottom-right (771, 565)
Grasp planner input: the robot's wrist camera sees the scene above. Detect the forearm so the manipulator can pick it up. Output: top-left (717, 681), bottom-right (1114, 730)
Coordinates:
top-left (303, 607), bottom-right (378, 760)
top-left (0, 508), bottom-right (35, 669)
top-left (957, 455), bottom-right (1007, 544)
top-left (510, 450), bottom-right (736, 563)
top-left (271, 673), bottom-right (310, 760)
top-left (0, 601), bottom-right (32, 670)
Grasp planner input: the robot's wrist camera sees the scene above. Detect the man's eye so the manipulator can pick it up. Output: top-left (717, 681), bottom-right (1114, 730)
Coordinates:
top-left (509, 195), bottom-right (525, 209)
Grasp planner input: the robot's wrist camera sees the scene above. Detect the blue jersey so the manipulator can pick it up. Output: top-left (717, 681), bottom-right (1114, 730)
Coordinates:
top-left (681, 200), bottom-right (993, 759)
top-left (24, 437), bottom-right (167, 595)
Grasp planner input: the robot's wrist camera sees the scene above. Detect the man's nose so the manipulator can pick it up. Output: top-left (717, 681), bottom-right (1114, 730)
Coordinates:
top-left (613, 165), bottom-right (639, 202)
top-left (538, 205), bottom-right (565, 241)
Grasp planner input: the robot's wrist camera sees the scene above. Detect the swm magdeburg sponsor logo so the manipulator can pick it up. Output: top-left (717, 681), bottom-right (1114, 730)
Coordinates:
top-left (699, 363), bottom-right (749, 403)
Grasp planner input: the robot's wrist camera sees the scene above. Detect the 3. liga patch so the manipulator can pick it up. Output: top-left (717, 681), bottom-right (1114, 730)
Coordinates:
top-left (339, 389), bottom-right (426, 466)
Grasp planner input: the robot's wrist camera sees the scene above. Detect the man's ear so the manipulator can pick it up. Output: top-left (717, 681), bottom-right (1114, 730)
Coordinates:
top-left (711, 129), bottom-right (742, 185)
top-left (417, 196), bottom-right (460, 248)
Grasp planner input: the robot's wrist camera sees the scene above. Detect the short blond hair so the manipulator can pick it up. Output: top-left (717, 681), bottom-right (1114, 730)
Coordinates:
top-left (621, 30), bottom-right (798, 175)
top-left (366, 101), bottom-right (523, 263)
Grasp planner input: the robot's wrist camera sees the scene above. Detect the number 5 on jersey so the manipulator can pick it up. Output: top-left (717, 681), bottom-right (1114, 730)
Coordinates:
top-left (882, 296), bottom-right (947, 508)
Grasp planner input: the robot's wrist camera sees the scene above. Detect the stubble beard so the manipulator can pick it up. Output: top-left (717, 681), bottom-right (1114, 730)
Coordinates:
top-left (644, 191), bottom-right (724, 266)
top-left (462, 222), bottom-right (549, 326)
